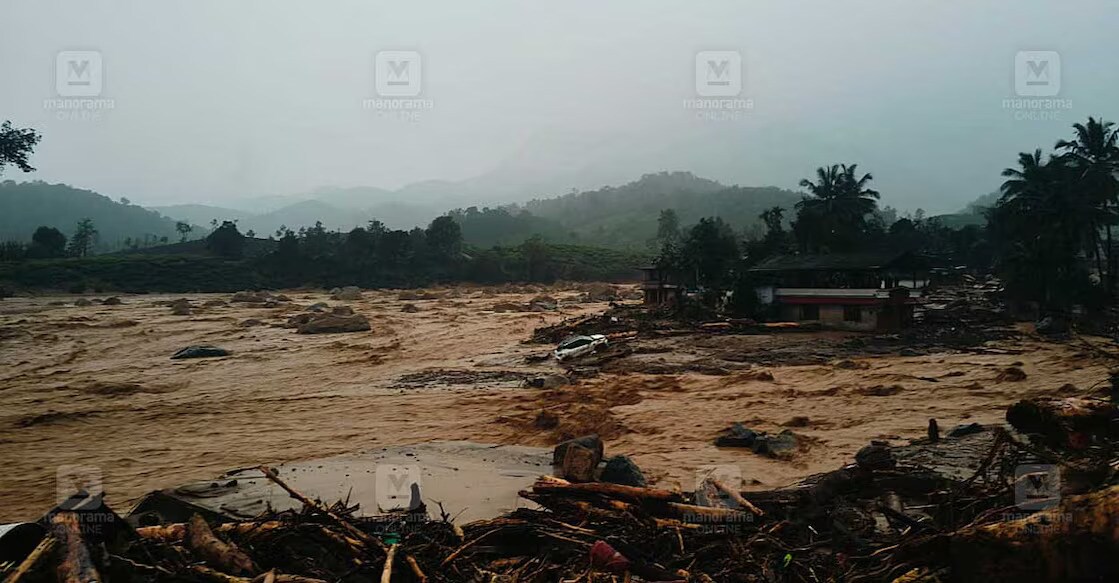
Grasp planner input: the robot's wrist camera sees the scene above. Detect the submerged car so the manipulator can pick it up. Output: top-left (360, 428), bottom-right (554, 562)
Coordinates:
top-left (553, 334), bottom-right (608, 361)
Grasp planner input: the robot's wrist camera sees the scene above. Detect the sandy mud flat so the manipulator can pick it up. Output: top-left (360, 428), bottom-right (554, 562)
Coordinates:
top-left (1, 285), bottom-right (1113, 520)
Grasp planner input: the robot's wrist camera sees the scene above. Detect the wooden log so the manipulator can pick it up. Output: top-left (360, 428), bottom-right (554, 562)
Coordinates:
top-left (3, 536), bottom-right (56, 583)
top-left (135, 520), bottom-right (286, 543)
top-left (530, 476), bottom-right (682, 502)
top-left (185, 514), bottom-right (259, 577)
top-left (50, 512), bottom-right (101, 583)
top-left (380, 543), bottom-right (397, 583)
top-left (950, 484), bottom-right (1119, 582)
top-left (404, 554), bottom-right (427, 583)
top-left (710, 479), bottom-right (765, 517)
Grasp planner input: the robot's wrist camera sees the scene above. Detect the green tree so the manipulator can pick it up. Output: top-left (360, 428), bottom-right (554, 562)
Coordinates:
top-left (205, 220), bottom-right (245, 258)
top-left (175, 221), bottom-right (193, 243)
top-left (683, 217), bottom-right (739, 289)
top-left (0, 121), bottom-right (41, 176)
top-left (67, 218), bottom-right (98, 257)
top-left (1055, 117), bottom-right (1119, 291)
top-left (425, 215), bottom-right (463, 259)
top-left (29, 226), bottom-right (67, 258)
top-left (794, 163), bottom-right (880, 252)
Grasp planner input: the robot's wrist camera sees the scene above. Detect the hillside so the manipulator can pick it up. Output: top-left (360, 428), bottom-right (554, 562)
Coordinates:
top-left (0, 181), bottom-right (195, 251)
top-left (523, 172), bottom-right (802, 248)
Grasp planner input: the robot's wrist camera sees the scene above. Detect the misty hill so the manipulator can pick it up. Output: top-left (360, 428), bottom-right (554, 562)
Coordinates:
top-left (522, 172), bottom-right (802, 248)
top-left (930, 192), bottom-right (999, 229)
top-left (0, 181), bottom-right (193, 251)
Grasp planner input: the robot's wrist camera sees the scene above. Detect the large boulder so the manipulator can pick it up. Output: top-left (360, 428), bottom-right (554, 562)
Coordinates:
top-left (600, 455), bottom-right (646, 487)
top-left (714, 423), bottom-right (759, 448)
top-left (296, 312), bottom-right (371, 334)
top-left (330, 286), bottom-right (363, 301)
top-left (171, 345), bottom-right (230, 359)
top-left (855, 442), bottom-right (896, 471)
top-left (552, 435), bottom-right (604, 466)
top-left (103, 296), bottom-right (123, 305)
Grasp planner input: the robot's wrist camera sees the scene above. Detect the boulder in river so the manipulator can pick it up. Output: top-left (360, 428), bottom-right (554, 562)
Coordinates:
top-left (296, 312), bottom-right (371, 334)
top-left (171, 345), bottom-right (230, 359)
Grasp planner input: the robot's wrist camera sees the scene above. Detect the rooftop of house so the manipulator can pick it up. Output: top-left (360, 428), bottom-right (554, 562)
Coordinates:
top-left (749, 250), bottom-right (923, 273)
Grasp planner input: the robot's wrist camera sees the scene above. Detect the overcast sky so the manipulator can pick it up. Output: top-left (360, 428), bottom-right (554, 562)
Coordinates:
top-left (1, 0), bottom-right (1117, 213)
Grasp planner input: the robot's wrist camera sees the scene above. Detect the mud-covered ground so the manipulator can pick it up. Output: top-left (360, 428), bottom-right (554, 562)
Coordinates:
top-left (1, 285), bottom-right (1114, 520)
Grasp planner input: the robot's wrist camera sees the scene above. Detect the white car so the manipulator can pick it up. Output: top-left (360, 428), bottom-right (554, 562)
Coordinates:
top-left (553, 334), bottom-right (609, 361)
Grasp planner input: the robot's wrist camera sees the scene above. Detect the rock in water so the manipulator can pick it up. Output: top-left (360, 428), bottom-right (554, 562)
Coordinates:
top-left (74, 298), bottom-right (92, 307)
top-left (170, 298), bottom-right (192, 315)
top-left (331, 305), bottom-right (354, 316)
top-left (331, 286), bottom-right (362, 300)
top-left (171, 345), bottom-right (230, 359)
top-left (714, 423), bottom-right (759, 448)
top-left (601, 455), bottom-right (646, 487)
top-left (552, 435), bottom-right (604, 466)
top-left (948, 422), bottom-right (985, 437)
top-left (401, 303), bottom-right (420, 313)
top-left (855, 442), bottom-right (896, 471)
top-left (103, 296), bottom-right (122, 305)
top-left (296, 312), bottom-right (371, 334)
top-left (753, 429), bottom-right (798, 457)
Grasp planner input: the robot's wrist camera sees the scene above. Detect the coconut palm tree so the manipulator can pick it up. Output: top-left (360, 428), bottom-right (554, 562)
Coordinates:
top-left (1056, 117), bottom-right (1119, 291)
top-left (795, 163), bottom-right (880, 252)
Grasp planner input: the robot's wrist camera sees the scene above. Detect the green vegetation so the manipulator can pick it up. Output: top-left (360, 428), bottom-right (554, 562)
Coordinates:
top-left (0, 181), bottom-right (198, 251)
top-left (988, 117), bottom-right (1119, 311)
top-left (0, 120), bottom-right (40, 176)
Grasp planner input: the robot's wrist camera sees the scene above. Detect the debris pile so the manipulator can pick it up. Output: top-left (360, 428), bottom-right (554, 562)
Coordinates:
top-left (920, 275), bottom-right (1007, 326)
top-left (6, 396), bottom-right (1118, 582)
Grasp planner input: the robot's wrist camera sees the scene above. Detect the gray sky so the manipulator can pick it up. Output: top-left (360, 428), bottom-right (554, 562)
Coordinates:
top-left (1, 0), bottom-right (1117, 214)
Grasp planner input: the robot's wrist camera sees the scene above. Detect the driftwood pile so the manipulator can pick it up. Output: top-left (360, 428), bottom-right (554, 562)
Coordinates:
top-left (5, 397), bottom-right (1118, 582)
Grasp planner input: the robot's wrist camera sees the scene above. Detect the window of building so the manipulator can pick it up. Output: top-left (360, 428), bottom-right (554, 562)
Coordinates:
top-left (800, 305), bottom-right (819, 320)
top-left (844, 305), bottom-right (862, 322)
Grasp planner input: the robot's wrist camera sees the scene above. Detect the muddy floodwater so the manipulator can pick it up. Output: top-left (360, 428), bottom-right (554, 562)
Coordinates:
top-left (0, 285), bottom-right (1113, 520)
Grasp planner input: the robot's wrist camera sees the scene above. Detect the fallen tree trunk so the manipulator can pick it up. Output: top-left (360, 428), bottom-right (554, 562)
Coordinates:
top-left (185, 514), bottom-right (259, 577)
top-left (950, 484), bottom-right (1119, 582)
top-left (136, 520), bottom-right (286, 543)
top-left (530, 475), bottom-right (683, 503)
top-left (50, 512), bottom-right (101, 583)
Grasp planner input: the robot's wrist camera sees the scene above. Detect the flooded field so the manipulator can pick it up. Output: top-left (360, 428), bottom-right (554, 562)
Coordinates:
top-left (1, 285), bottom-right (1112, 520)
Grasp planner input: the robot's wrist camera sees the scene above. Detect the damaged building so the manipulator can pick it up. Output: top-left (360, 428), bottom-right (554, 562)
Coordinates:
top-left (749, 251), bottom-right (931, 331)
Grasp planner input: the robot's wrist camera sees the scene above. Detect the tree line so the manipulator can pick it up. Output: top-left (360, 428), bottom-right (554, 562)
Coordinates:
top-left (649, 116), bottom-right (1118, 319)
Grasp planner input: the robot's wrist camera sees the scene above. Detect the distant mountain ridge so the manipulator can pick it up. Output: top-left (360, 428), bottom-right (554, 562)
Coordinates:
top-left (0, 181), bottom-right (194, 251)
top-left (4, 172), bottom-right (806, 253)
